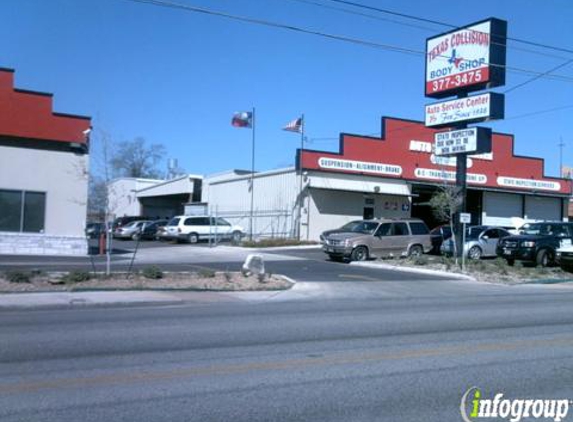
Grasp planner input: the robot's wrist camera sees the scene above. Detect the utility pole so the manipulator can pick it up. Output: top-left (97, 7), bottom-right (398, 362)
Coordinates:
top-left (558, 137), bottom-right (565, 177)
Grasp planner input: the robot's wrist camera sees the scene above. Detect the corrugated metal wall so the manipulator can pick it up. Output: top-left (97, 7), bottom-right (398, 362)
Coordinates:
top-left (205, 169), bottom-right (299, 238)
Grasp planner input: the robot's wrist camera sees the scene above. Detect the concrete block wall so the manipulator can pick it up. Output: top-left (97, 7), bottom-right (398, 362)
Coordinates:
top-left (0, 233), bottom-right (87, 256)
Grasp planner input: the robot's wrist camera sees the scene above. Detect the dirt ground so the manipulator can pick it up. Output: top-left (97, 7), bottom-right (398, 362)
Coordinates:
top-left (387, 255), bottom-right (573, 285)
top-left (0, 271), bottom-right (293, 293)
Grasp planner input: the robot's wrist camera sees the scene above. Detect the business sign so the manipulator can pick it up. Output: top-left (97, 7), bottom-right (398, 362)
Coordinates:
top-left (318, 157), bottom-right (402, 176)
top-left (425, 92), bottom-right (504, 128)
top-left (425, 18), bottom-right (507, 98)
top-left (497, 177), bottom-right (561, 192)
top-left (434, 127), bottom-right (492, 156)
top-left (414, 168), bottom-right (487, 184)
top-left (459, 213), bottom-right (471, 224)
top-left (409, 139), bottom-right (493, 160)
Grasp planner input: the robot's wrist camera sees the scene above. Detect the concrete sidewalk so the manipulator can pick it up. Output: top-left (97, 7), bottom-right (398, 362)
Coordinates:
top-left (0, 287), bottom-right (299, 310)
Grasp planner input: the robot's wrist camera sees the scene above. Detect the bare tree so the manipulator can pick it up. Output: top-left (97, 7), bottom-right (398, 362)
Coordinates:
top-left (429, 168), bottom-right (462, 266)
top-left (110, 137), bottom-right (166, 178)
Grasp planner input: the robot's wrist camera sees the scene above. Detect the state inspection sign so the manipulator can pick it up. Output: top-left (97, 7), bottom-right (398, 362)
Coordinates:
top-left (434, 127), bottom-right (492, 156)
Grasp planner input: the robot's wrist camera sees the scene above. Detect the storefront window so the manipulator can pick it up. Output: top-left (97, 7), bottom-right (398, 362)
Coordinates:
top-left (0, 189), bottom-right (46, 233)
top-left (0, 190), bottom-right (22, 232)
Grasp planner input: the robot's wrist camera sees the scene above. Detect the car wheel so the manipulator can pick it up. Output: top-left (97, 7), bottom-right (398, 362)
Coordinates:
top-left (536, 249), bottom-right (551, 267)
top-left (506, 259), bottom-right (515, 266)
top-left (188, 233), bottom-right (199, 244)
top-left (131, 233), bottom-right (140, 241)
top-left (350, 246), bottom-right (368, 262)
top-left (408, 244), bottom-right (423, 258)
top-left (468, 246), bottom-right (482, 260)
top-left (231, 231), bottom-right (242, 243)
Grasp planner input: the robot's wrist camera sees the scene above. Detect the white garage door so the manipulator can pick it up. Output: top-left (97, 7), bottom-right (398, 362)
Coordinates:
top-left (525, 196), bottom-right (562, 222)
top-left (483, 192), bottom-right (522, 226)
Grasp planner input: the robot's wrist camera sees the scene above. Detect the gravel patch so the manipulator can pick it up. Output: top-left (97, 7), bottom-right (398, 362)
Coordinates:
top-left (0, 271), bottom-right (293, 293)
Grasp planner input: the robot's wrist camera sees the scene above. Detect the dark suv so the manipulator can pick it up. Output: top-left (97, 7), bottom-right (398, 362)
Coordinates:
top-left (496, 222), bottom-right (573, 267)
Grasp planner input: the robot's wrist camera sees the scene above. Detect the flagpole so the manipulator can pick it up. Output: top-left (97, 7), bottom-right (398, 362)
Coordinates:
top-left (250, 107), bottom-right (256, 241)
top-left (298, 114), bottom-right (304, 241)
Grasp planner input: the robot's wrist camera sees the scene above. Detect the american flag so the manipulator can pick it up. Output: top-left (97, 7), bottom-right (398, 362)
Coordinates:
top-left (282, 117), bottom-right (303, 133)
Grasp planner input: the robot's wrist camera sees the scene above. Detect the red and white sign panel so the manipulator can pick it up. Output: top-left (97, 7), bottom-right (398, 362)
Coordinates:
top-left (425, 19), bottom-right (507, 98)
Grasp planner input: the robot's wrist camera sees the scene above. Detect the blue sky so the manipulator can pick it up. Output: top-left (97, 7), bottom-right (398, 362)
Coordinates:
top-left (2, 0), bottom-right (572, 177)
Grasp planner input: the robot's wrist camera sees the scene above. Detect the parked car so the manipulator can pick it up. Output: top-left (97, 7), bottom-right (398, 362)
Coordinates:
top-left (319, 220), bottom-right (380, 244)
top-left (556, 245), bottom-right (573, 272)
top-left (113, 216), bottom-right (144, 229)
top-left (322, 218), bottom-right (432, 262)
top-left (137, 220), bottom-right (169, 240)
top-left (441, 226), bottom-right (511, 259)
top-left (113, 220), bottom-right (152, 240)
top-left (85, 222), bottom-right (104, 239)
top-left (429, 224), bottom-right (453, 254)
top-left (162, 215), bottom-right (244, 243)
top-left (496, 221), bottom-right (573, 267)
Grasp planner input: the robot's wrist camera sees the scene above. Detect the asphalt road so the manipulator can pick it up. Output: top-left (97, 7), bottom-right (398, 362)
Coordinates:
top-left (0, 243), bottom-right (454, 283)
top-left (2, 288), bottom-right (573, 422)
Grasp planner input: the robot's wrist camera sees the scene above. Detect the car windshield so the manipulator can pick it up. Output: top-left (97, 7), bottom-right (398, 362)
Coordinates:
top-left (466, 227), bottom-right (485, 239)
top-left (519, 223), bottom-right (567, 236)
top-left (339, 221), bottom-right (378, 234)
top-left (167, 217), bottom-right (180, 226)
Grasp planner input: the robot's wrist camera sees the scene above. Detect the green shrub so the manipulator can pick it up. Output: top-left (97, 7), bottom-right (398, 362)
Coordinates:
top-left (198, 268), bottom-right (216, 278)
top-left (467, 259), bottom-right (486, 272)
top-left (411, 255), bottom-right (428, 266)
top-left (5, 271), bottom-right (31, 283)
top-left (61, 270), bottom-right (91, 284)
top-left (493, 258), bottom-right (509, 275)
top-left (141, 266), bottom-right (163, 279)
top-left (440, 256), bottom-right (454, 271)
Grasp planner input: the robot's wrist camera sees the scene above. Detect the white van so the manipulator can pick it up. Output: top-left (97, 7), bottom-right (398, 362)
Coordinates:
top-left (163, 215), bottom-right (244, 243)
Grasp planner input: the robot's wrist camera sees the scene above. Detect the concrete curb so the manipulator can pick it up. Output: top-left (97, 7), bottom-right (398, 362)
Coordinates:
top-left (223, 245), bottom-right (321, 252)
top-left (350, 261), bottom-right (476, 280)
top-left (0, 291), bottom-right (185, 310)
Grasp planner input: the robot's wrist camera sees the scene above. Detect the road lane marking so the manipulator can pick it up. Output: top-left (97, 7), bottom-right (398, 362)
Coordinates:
top-left (3, 336), bottom-right (573, 394)
top-left (338, 274), bottom-right (379, 281)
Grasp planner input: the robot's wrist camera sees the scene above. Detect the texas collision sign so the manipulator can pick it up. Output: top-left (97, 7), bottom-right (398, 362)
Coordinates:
top-left (434, 127), bottom-right (492, 156)
top-left (425, 18), bottom-right (507, 98)
top-left (425, 92), bottom-right (504, 128)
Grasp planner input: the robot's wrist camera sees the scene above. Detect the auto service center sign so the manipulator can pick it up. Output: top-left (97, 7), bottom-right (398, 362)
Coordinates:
top-left (425, 19), bottom-right (507, 98)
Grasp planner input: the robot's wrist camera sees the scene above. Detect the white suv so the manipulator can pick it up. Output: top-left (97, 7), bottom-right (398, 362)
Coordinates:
top-left (163, 215), bottom-right (244, 243)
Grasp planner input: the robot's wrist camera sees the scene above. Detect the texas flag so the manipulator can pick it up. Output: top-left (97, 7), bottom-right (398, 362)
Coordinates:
top-left (231, 111), bottom-right (253, 128)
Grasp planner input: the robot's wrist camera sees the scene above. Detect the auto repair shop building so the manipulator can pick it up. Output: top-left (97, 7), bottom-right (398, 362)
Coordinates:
top-left (203, 116), bottom-right (572, 240)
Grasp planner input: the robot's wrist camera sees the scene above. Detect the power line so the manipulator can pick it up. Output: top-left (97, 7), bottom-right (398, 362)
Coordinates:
top-left (320, 0), bottom-right (573, 56)
top-left (308, 103), bottom-right (573, 142)
top-left (297, 0), bottom-right (573, 91)
top-left (123, 0), bottom-right (573, 85)
top-left (288, 0), bottom-right (571, 61)
top-left (504, 57), bottom-right (573, 94)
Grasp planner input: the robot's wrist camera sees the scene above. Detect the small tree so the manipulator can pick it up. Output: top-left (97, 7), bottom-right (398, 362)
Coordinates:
top-left (110, 137), bottom-right (166, 178)
top-left (429, 182), bottom-right (462, 266)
